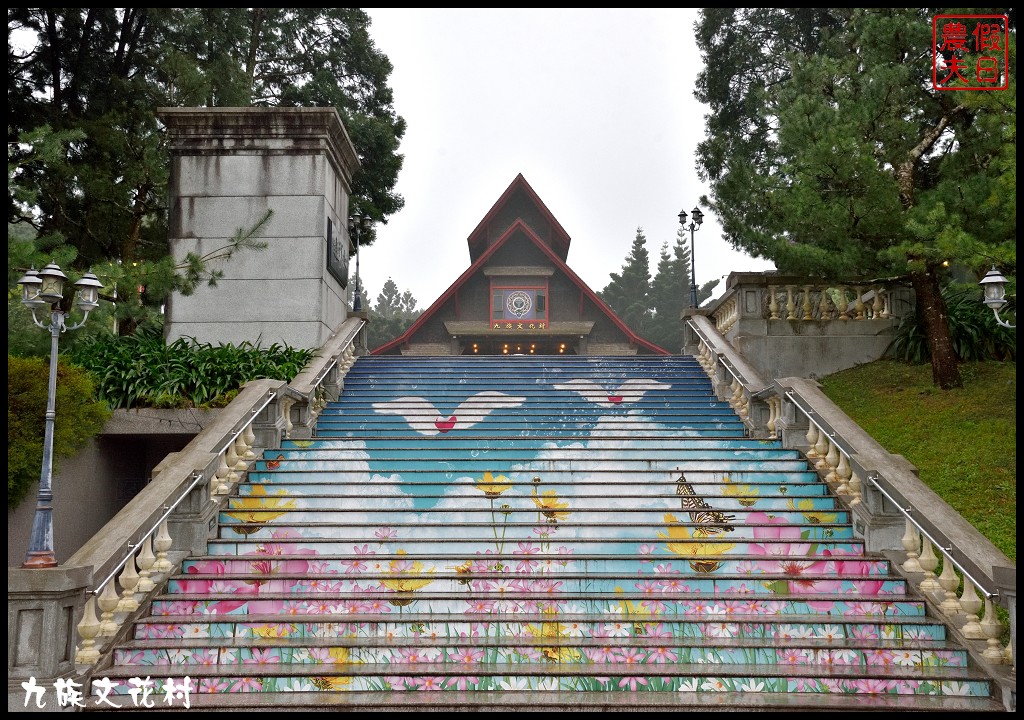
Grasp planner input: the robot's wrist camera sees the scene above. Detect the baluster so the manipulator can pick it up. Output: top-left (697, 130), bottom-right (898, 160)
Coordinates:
top-left (881, 287), bottom-right (892, 318)
top-left (765, 396), bottom-right (779, 438)
top-left (136, 537), bottom-right (157, 593)
top-left (917, 537), bottom-right (942, 594)
top-left (233, 435), bottom-right (249, 472)
top-left (738, 391), bottom-right (750, 421)
top-left (785, 286), bottom-right (797, 320)
top-left (224, 441), bottom-right (241, 484)
top-left (805, 422), bottom-right (820, 459)
top-left (75, 597), bottom-right (102, 664)
top-left (958, 580), bottom-right (985, 639)
top-left (116, 551), bottom-right (140, 612)
top-left (768, 286), bottom-right (780, 320)
top-left (213, 451), bottom-right (232, 496)
top-left (853, 286), bottom-right (866, 320)
top-left (242, 423), bottom-right (257, 460)
top-left (813, 429), bottom-right (830, 469)
top-left (871, 286), bottom-right (884, 319)
top-left (817, 286), bottom-right (831, 320)
top-left (901, 519), bottom-right (923, 573)
top-left (802, 285), bottom-right (813, 320)
top-left (729, 379), bottom-right (743, 410)
top-left (981, 598), bottom-right (1006, 663)
top-left (97, 582), bottom-right (121, 636)
top-left (836, 286), bottom-right (850, 320)
top-left (823, 438), bottom-right (840, 482)
top-left (834, 451), bottom-right (852, 495)
top-left (848, 469), bottom-right (863, 506)
top-left (282, 398), bottom-right (295, 438)
top-left (937, 554), bottom-right (963, 615)
top-left (154, 519), bottom-right (174, 573)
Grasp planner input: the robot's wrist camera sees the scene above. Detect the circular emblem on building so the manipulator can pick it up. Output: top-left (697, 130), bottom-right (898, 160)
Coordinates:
top-left (505, 291), bottom-right (533, 318)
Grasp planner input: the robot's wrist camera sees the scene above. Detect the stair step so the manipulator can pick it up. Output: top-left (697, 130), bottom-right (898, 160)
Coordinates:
top-left (80, 689), bottom-right (1007, 712)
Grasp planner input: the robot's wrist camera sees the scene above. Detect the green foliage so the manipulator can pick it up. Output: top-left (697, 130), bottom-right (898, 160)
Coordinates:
top-left (8, 8), bottom-right (406, 332)
top-left (600, 228), bottom-right (653, 335)
top-left (8, 355), bottom-right (111, 509)
top-left (820, 360), bottom-right (1016, 561)
top-left (366, 277), bottom-right (421, 350)
top-left (68, 329), bottom-right (314, 409)
top-left (694, 8), bottom-right (1016, 386)
top-left (889, 283), bottom-right (1017, 363)
top-left (601, 226), bottom-right (718, 352)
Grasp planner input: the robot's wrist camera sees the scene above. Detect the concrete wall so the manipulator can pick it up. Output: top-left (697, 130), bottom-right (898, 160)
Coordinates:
top-left (159, 107), bottom-right (361, 350)
top-left (7, 410), bottom-right (216, 567)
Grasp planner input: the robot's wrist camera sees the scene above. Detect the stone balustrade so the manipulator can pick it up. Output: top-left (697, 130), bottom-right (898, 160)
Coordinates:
top-left (693, 272), bottom-right (915, 381)
top-left (7, 319), bottom-right (366, 709)
top-left (686, 314), bottom-right (1016, 711)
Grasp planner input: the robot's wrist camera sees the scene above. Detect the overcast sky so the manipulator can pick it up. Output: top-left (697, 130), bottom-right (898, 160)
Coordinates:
top-left (359, 8), bottom-right (776, 309)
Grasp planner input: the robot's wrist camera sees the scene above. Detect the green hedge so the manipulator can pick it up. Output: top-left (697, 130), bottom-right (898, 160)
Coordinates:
top-left (69, 330), bottom-right (314, 410)
top-left (8, 355), bottom-right (110, 509)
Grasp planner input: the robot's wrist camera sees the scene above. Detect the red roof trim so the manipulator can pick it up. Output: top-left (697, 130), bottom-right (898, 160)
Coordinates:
top-left (466, 174), bottom-right (571, 254)
top-left (372, 218), bottom-right (670, 356)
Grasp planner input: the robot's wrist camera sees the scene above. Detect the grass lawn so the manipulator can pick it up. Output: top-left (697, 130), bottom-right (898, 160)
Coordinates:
top-left (818, 360), bottom-right (1016, 562)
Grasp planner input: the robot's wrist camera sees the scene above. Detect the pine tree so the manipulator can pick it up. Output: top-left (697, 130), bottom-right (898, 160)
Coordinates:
top-left (600, 228), bottom-right (652, 335)
top-left (647, 228), bottom-right (719, 351)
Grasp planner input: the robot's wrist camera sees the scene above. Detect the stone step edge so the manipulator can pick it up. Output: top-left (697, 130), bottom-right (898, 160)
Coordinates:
top-left (76, 689), bottom-right (1005, 712)
top-left (92, 660), bottom-right (992, 682)
top-left (117, 636), bottom-right (965, 652)
top-left (132, 612), bottom-right (951, 627)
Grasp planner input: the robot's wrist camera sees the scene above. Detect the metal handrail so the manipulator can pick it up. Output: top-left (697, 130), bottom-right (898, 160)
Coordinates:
top-left (784, 387), bottom-right (997, 600)
top-left (687, 318), bottom-right (768, 393)
top-left (91, 471), bottom-right (204, 595)
top-left (94, 386), bottom-right (277, 595)
top-left (866, 472), bottom-right (995, 599)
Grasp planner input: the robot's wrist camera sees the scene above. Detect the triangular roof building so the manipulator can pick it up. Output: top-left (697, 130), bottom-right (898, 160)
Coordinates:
top-left (373, 174), bottom-right (669, 356)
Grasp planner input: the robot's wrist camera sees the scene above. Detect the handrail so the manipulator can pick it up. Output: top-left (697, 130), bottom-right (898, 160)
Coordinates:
top-left (214, 390), bottom-right (278, 456)
top-left (687, 316), bottom-right (769, 392)
top-left (777, 378), bottom-right (1012, 604)
top-left (90, 471), bottom-right (203, 596)
top-left (865, 471), bottom-right (995, 599)
top-left (289, 317), bottom-right (364, 396)
top-left (89, 387), bottom-right (279, 595)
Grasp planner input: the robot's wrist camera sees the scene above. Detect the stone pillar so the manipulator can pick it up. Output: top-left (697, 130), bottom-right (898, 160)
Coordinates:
top-left (159, 107), bottom-right (361, 350)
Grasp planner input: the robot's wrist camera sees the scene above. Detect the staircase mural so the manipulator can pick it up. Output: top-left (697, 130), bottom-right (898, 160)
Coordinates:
top-left (92, 355), bottom-right (1002, 709)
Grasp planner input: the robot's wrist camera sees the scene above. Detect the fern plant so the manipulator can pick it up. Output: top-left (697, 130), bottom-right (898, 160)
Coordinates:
top-left (888, 283), bottom-right (1016, 363)
top-left (70, 328), bottom-right (314, 409)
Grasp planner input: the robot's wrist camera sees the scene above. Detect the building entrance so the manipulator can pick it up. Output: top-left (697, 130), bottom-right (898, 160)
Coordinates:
top-left (461, 339), bottom-right (578, 356)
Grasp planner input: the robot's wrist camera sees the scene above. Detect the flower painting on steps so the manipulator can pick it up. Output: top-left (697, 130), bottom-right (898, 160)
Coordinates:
top-left (103, 357), bottom-right (996, 705)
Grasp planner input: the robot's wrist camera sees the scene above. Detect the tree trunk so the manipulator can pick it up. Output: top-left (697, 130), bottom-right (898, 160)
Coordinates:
top-left (910, 268), bottom-right (962, 390)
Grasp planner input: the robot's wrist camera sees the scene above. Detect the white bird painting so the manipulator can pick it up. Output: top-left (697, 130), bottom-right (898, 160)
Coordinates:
top-left (553, 378), bottom-right (669, 407)
top-left (371, 391), bottom-right (526, 435)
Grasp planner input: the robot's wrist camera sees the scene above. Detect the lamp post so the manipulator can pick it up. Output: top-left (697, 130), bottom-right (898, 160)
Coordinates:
top-left (348, 211), bottom-right (372, 313)
top-left (678, 205), bottom-right (704, 308)
top-left (16, 263), bottom-right (104, 568)
top-left (979, 266), bottom-right (1015, 329)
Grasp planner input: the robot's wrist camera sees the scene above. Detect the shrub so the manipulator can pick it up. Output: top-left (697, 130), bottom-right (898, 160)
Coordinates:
top-left (8, 355), bottom-right (111, 509)
top-left (69, 328), bottom-right (315, 410)
top-left (888, 283), bottom-right (1016, 363)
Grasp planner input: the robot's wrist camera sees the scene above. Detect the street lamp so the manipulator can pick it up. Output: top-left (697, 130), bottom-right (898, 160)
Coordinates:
top-left (678, 205), bottom-right (704, 308)
top-left (348, 211), bottom-right (372, 313)
top-left (979, 266), bottom-right (1015, 329)
top-left (16, 263), bottom-right (104, 568)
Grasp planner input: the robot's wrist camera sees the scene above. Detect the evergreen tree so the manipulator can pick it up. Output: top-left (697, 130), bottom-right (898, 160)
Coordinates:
top-left (695, 8), bottom-right (1016, 389)
top-left (366, 277), bottom-right (421, 349)
top-left (647, 228), bottom-right (719, 352)
top-left (600, 227), bottom-right (652, 335)
top-left (8, 8), bottom-right (406, 334)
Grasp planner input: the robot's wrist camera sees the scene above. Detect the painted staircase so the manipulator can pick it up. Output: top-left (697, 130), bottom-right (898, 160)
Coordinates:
top-left (92, 356), bottom-right (1001, 710)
